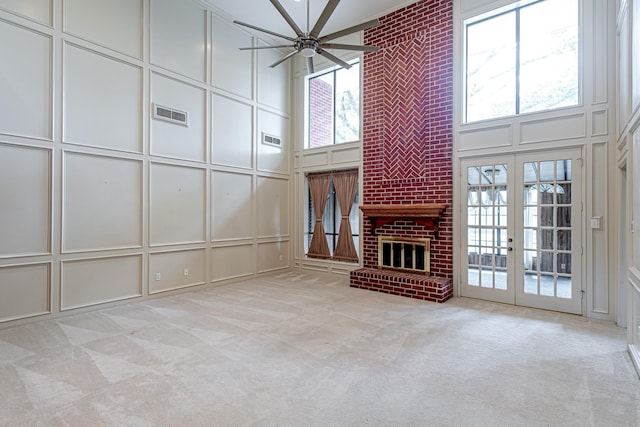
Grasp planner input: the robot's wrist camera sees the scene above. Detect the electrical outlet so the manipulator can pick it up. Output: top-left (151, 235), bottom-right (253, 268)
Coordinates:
top-left (183, 268), bottom-right (189, 277)
top-left (155, 273), bottom-right (161, 281)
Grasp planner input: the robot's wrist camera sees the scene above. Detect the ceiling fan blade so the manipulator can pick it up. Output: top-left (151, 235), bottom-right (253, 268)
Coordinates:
top-left (320, 43), bottom-right (379, 52)
top-left (270, 0), bottom-right (304, 37)
top-left (239, 45), bottom-right (293, 50)
top-left (306, 57), bottom-right (315, 74)
top-left (310, 0), bottom-right (340, 39)
top-left (317, 49), bottom-right (352, 69)
top-left (320, 19), bottom-right (380, 42)
top-left (234, 20), bottom-right (296, 42)
top-left (269, 50), bottom-right (300, 68)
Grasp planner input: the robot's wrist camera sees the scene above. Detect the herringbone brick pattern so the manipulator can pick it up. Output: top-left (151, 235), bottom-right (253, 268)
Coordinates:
top-left (383, 36), bottom-right (428, 180)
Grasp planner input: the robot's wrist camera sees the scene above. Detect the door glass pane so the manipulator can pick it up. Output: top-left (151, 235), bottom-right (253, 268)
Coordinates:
top-left (540, 207), bottom-right (553, 226)
top-left (540, 229), bottom-right (554, 250)
top-left (522, 159), bottom-right (574, 298)
top-left (557, 206), bottom-right (571, 227)
top-left (557, 230), bottom-right (571, 250)
top-left (524, 206), bottom-right (537, 226)
top-left (540, 274), bottom-right (555, 296)
top-left (524, 228), bottom-right (537, 250)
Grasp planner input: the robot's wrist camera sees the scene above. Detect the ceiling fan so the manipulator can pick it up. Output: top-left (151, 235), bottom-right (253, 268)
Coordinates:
top-left (234, 0), bottom-right (380, 75)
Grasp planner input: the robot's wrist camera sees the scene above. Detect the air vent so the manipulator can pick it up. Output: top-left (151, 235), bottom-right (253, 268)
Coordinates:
top-left (153, 103), bottom-right (188, 127)
top-left (262, 132), bottom-right (282, 148)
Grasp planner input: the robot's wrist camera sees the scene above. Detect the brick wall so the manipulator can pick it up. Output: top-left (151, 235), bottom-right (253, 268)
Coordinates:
top-left (360, 0), bottom-right (453, 280)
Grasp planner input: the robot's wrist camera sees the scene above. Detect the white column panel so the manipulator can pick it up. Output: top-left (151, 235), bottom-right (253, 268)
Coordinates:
top-left (0, 21), bottom-right (51, 139)
top-left (633, 0), bottom-right (640, 110)
top-left (63, 0), bottom-right (143, 58)
top-left (257, 176), bottom-right (289, 238)
top-left (257, 39), bottom-right (290, 112)
top-left (519, 113), bottom-right (586, 144)
top-left (0, 264), bottom-right (50, 322)
top-left (212, 14), bottom-right (253, 99)
top-left (211, 171), bottom-right (253, 241)
top-left (151, 72), bottom-right (206, 162)
top-left (211, 94), bottom-right (253, 169)
top-left (211, 244), bottom-right (254, 281)
top-left (257, 109), bottom-right (289, 174)
top-left (150, 0), bottom-right (206, 82)
top-left (63, 44), bottom-right (142, 153)
top-left (61, 255), bottom-right (142, 310)
top-left (62, 152), bottom-right (142, 252)
top-left (149, 163), bottom-right (206, 246)
top-left (591, 0), bottom-right (609, 104)
top-left (257, 241), bottom-right (289, 272)
top-left (618, 6), bottom-right (630, 137)
top-left (149, 249), bottom-right (206, 294)
top-left (0, 0), bottom-right (51, 25)
top-left (0, 144), bottom-right (51, 257)
top-left (591, 142), bottom-right (609, 314)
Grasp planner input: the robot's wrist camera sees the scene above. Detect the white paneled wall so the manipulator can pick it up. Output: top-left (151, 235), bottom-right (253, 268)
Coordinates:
top-left (0, 20), bottom-right (51, 139)
top-left (63, 44), bottom-right (143, 152)
top-left (453, 0), bottom-right (618, 320)
top-left (62, 152), bottom-right (143, 252)
top-left (63, 0), bottom-right (143, 58)
top-left (617, 0), bottom-right (640, 375)
top-left (0, 0), bottom-right (291, 327)
top-left (0, 144), bottom-right (51, 256)
top-left (150, 73), bottom-right (207, 162)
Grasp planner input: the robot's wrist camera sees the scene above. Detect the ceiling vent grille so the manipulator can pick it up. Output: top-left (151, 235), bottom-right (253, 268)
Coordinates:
top-left (262, 132), bottom-right (282, 148)
top-left (153, 103), bottom-right (188, 127)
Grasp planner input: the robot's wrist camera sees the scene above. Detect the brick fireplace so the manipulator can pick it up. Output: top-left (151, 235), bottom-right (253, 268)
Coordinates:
top-left (349, 0), bottom-right (453, 303)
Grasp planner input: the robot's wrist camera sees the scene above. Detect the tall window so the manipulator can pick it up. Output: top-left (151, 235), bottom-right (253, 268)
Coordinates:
top-left (307, 61), bottom-right (360, 148)
top-left (305, 170), bottom-right (359, 262)
top-left (464, 0), bottom-right (579, 123)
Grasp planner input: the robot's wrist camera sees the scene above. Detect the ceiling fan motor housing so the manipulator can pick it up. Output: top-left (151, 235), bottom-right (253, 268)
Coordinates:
top-left (296, 38), bottom-right (319, 57)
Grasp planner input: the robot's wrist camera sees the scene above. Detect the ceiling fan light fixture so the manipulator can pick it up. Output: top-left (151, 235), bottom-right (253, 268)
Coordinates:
top-left (301, 47), bottom-right (316, 57)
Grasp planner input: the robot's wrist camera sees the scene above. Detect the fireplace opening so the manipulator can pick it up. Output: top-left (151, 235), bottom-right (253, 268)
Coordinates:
top-left (378, 236), bottom-right (430, 275)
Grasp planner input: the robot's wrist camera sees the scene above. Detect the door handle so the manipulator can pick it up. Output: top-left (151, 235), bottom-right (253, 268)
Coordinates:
top-left (508, 247), bottom-right (513, 251)
top-left (508, 238), bottom-right (513, 243)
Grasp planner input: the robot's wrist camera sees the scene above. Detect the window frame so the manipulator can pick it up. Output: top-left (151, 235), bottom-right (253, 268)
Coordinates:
top-left (304, 172), bottom-right (360, 262)
top-left (304, 58), bottom-right (361, 149)
top-left (462, 0), bottom-right (581, 124)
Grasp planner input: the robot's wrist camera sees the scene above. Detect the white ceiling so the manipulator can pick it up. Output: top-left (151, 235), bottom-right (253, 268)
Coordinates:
top-left (201, 0), bottom-right (420, 39)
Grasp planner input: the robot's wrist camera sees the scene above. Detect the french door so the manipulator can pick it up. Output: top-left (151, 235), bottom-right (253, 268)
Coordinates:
top-left (460, 149), bottom-right (583, 314)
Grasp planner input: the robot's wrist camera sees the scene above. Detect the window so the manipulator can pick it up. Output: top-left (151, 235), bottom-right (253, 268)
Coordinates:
top-left (304, 170), bottom-right (359, 262)
top-left (464, 0), bottom-right (579, 123)
top-left (307, 61), bottom-right (360, 148)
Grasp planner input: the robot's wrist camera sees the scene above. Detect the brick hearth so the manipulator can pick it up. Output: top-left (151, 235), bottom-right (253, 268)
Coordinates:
top-left (350, 268), bottom-right (452, 303)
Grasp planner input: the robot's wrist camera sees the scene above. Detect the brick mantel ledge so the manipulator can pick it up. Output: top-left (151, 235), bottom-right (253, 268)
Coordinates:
top-left (360, 204), bottom-right (447, 236)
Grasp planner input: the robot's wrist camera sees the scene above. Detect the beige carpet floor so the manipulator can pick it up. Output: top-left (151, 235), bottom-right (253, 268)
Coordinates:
top-left (1, 270), bottom-right (639, 426)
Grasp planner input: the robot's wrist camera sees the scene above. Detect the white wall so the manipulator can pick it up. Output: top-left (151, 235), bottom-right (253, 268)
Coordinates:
top-left (0, 0), bottom-right (291, 327)
top-left (453, 0), bottom-right (618, 319)
top-left (616, 0), bottom-right (640, 374)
